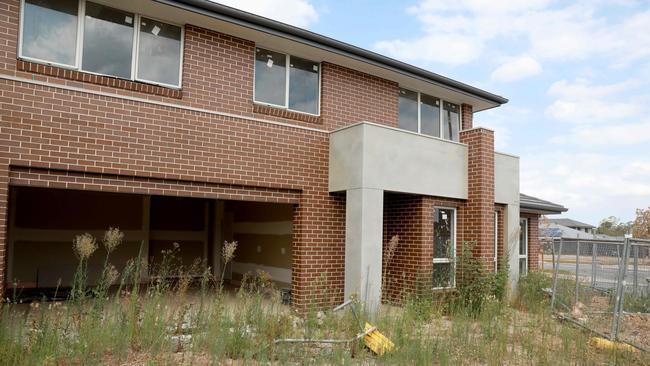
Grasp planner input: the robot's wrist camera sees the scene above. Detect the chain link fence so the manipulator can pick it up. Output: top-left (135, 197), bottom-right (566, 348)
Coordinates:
top-left (544, 237), bottom-right (650, 352)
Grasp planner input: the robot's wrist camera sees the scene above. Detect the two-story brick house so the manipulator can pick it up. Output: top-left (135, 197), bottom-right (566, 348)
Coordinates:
top-left (0, 0), bottom-right (565, 309)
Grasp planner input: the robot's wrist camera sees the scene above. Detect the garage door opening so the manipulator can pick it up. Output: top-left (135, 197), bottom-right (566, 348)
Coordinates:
top-left (6, 186), bottom-right (294, 300)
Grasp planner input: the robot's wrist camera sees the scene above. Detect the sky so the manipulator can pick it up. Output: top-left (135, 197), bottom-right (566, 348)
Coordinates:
top-left (214, 0), bottom-right (650, 226)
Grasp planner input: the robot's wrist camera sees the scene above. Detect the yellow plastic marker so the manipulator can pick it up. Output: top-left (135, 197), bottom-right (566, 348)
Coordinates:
top-left (363, 322), bottom-right (395, 355)
top-left (589, 337), bottom-right (639, 353)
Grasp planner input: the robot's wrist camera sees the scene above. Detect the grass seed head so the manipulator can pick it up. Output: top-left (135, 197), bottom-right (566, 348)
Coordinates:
top-left (222, 240), bottom-right (238, 265)
top-left (73, 233), bottom-right (97, 260)
top-left (103, 227), bottom-right (124, 253)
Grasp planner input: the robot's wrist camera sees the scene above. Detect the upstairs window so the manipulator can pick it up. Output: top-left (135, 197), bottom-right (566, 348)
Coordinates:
top-left (19, 0), bottom-right (183, 88)
top-left (21, 0), bottom-right (79, 67)
top-left (82, 2), bottom-right (134, 79)
top-left (398, 88), bottom-right (461, 141)
top-left (254, 48), bottom-right (320, 115)
top-left (443, 101), bottom-right (460, 141)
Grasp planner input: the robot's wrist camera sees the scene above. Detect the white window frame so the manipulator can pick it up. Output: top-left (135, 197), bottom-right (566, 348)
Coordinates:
top-left (519, 218), bottom-right (529, 276)
top-left (253, 47), bottom-right (322, 116)
top-left (18, 0), bottom-right (184, 89)
top-left (433, 206), bottom-right (457, 290)
top-left (494, 211), bottom-right (499, 272)
top-left (398, 88), bottom-right (463, 141)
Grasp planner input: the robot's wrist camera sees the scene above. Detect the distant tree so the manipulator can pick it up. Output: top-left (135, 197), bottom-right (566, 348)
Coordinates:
top-left (596, 216), bottom-right (632, 237)
top-left (632, 207), bottom-right (650, 239)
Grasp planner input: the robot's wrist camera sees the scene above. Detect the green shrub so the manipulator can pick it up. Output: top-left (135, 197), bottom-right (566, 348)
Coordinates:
top-left (451, 241), bottom-right (507, 317)
top-left (515, 271), bottom-right (551, 312)
top-left (623, 291), bottom-right (650, 313)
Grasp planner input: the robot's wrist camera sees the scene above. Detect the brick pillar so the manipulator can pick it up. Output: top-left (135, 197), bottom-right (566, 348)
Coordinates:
top-left (459, 128), bottom-right (495, 271)
top-left (524, 214), bottom-right (540, 271)
top-left (461, 104), bottom-right (473, 130)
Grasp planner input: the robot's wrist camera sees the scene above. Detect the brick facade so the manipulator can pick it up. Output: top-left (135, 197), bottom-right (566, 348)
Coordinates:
top-left (0, 0), bottom-right (531, 307)
top-left (459, 128), bottom-right (496, 272)
top-left (382, 193), bottom-right (465, 303)
top-left (461, 104), bottom-right (473, 130)
top-left (522, 213), bottom-right (540, 272)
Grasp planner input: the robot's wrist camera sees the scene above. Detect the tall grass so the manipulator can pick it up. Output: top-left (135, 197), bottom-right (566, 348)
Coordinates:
top-left (0, 229), bottom-right (647, 364)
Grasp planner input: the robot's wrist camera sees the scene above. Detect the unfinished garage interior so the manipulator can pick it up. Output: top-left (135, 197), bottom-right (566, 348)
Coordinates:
top-left (6, 186), bottom-right (294, 296)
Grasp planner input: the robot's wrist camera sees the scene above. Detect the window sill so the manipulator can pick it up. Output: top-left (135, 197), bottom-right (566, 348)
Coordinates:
top-left (17, 59), bottom-right (183, 99)
top-left (253, 103), bottom-right (322, 125)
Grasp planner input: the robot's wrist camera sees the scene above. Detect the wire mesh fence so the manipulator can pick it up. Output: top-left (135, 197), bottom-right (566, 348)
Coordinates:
top-left (543, 237), bottom-right (650, 352)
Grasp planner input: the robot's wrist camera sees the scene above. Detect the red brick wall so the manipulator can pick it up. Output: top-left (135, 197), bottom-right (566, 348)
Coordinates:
top-left (459, 128), bottom-right (495, 271)
top-left (461, 104), bottom-right (473, 130)
top-left (0, 0), bottom-right (509, 308)
top-left (382, 193), bottom-right (463, 303)
top-left (522, 213), bottom-right (540, 271)
top-left (320, 63), bottom-right (399, 130)
top-left (496, 204), bottom-right (506, 271)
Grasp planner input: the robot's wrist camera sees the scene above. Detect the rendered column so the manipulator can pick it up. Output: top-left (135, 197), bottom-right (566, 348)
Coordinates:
top-left (344, 188), bottom-right (384, 311)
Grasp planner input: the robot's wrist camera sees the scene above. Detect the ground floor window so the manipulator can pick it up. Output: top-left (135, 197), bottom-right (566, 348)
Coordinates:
top-left (519, 218), bottom-right (528, 276)
top-left (433, 207), bottom-right (456, 289)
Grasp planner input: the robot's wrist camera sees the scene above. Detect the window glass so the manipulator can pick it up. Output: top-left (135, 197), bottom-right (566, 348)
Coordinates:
top-left (420, 94), bottom-right (440, 137)
top-left (519, 258), bottom-right (527, 276)
top-left (432, 263), bottom-right (453, 289)
top-left (519, 219), bottom-right (528, 255)
top-left (443, 101), bottom-right (460, 141)
top-left (289, 56), bottom-right (319, 114)
top-left (22, 0), bottom-right (79, 66)
top-left (398, 89), bottom-right (418, 132)
top-left (82, 2), bottom-right (134, 79)
top-left (254, 48), bottom-right (286, 107)
top-left (434, 208), bottom-right (454, 259)
top-left (137, 17), bottom-right (182, 86)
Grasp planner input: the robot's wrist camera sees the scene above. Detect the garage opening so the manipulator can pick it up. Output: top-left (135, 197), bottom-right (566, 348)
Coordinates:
top-left (6, 186), bottom-right (294, 299)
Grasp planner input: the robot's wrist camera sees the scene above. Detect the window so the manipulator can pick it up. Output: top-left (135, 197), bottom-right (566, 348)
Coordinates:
top-left (433, 207), bottom-right (456, 289)
top-left (398, 88), bottom-right (460, 141)
top-left (21, 0), bottom-right (79, 67)
top-left (82, 2), bottom-right (134, 79)
top-left (443, 101), bottom-right (460, 141)
top-left (519, 218), bottom-right (528, 276)
top-left (398, 89), bottom-right (418, 132)
top-left (19, 0), bottom-right (184, 88)
top-left (137, 17), bottom-right (182, 86)
top-left (254, 48), bottom-right (320, 115)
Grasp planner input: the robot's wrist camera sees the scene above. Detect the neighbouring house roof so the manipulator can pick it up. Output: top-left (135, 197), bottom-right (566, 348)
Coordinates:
top-left (159, 0), bottom-right (508, 107)
top-left (547, 218), bottom-right (595, 229)
top-left (520, 193), bottom-right (567, 215)
top-left (540, 223), bottom-right (620, 240)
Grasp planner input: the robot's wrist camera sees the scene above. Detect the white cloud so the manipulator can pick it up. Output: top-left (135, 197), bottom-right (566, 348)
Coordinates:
top-left (373, 1), bottom-right (650, 67)
top-left (521, 151), bottom-right (650, 222)
top-left (475, 105), bottom-right (531, 150)
top-left (375, 34), bottom-right (483, 65)
top-left (490, 55), bottom-right (542, 83)
top-left (213, 0), bottom-right (319, 28)
top-left (551, 121), bottom-right (650, 147)
top-left (545, 79), bottom-right (648, 124)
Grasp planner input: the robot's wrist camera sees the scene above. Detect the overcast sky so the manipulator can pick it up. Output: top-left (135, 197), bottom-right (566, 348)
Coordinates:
top-left (215, 0), bottom-right (650, 225)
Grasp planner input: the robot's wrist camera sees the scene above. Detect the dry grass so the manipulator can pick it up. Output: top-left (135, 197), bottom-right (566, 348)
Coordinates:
top-left (1, 229), bottom-right (648, 364)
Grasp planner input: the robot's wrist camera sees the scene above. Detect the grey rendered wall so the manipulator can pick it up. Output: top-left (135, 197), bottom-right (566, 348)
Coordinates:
top-left (329, 122), bottom-right (468, 199)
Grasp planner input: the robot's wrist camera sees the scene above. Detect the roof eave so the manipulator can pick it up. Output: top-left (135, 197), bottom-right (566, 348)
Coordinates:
top-left (156, 0), bottom-right (508, 107)
top-left (520, 204), bottom-right (568, 215)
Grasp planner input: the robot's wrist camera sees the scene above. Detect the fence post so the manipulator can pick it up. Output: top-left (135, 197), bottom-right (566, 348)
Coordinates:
top-left (551, 238), bottom-right (563, 312)
top-left (611, 238), bottom-right (631, 341)
top-left (591, 242), bottom-right (597, 287)
top-left (633, 244), bottom-right (639, 296)
top-left (575, 240), bottom-right (580, 306)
